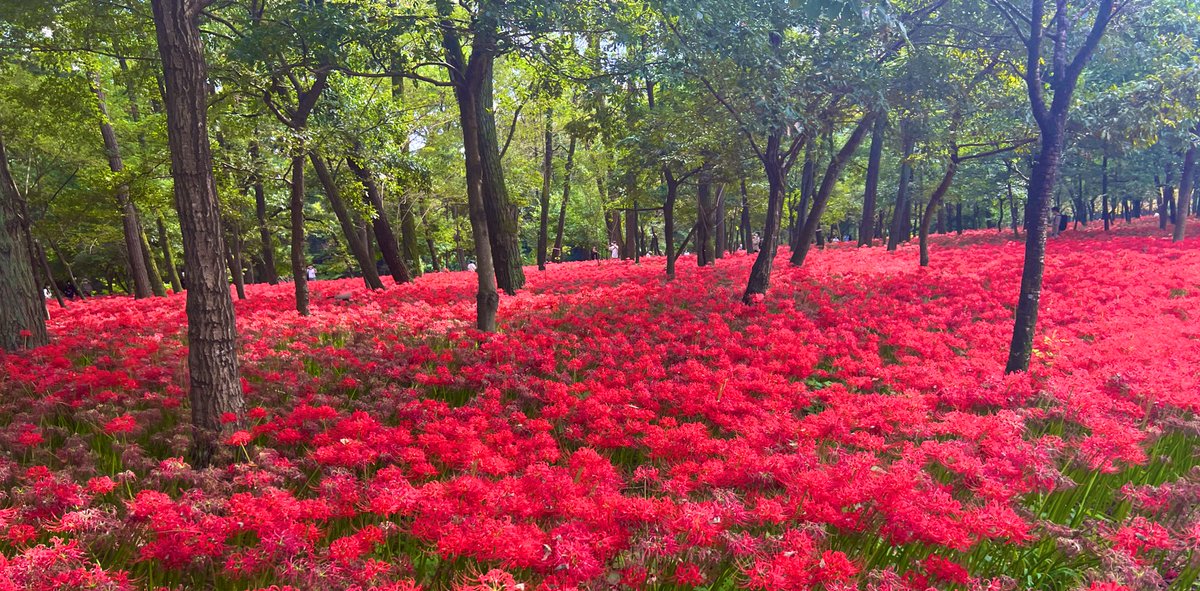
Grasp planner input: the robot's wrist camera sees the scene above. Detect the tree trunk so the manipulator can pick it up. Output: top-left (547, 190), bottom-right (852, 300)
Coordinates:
top-left (790, 152), bottom-right (815, 251)
top-left (140, 224), bottom-right (168, 296)
top-left (49, 239), bottom-right (86, 300)
top-left (474, 52), bottom-right (524, 293)
top-left (536, 110), bottom-right (552, 270)
top-left (0, 136), bottom-right (48, 350)
top-left (150, 0), bottom-right (245, 468)
top-left (859, 113), bottom-right (886, 246)
top-left (310, 153), bottom-right (384, 290)
top-left (955, 203), bottom-right (963, 235)
top-left (226, 228), bottom-right (245, 300)
top-left (249, 142), bottom-right (277, 285)
top-left (157, 215), bottom-right (183, 291)
top-left (696, 164), bottom-right (714, 266)
top-left (287, 155), bottom-right (310, 314)
top-left (426, 233), bottom-right (440, 272)
top-left (625, 204), bottom-right (639, 263)
top-left (791, 114), bottom-right (875, 267)
top-left (552, 136), bottom-right (575, 261)
top-left (743, 163), bottom-right (785, 303)
top-left (887, 122), bottom-right (916, 251)
top-left (93, 73), bottom-right (153, 298)
top-left (714, 184), bottom-right (727, 258)
top-left (1175, 127), bottom-right (1198, 242)
top-left (347, 156), bottom-right (411, 283)
top-left (36, 241), bottom-right (66, 308)
top-left (919, 160), bottom-right (959, 266)
top-left (438, 0), bottom-right (499, 330)
top-left (398, 204), bottom-right (422, 277)
top-left (664, 170), bottom-right (680, 280)
top-left (739, 177), bottom-right (751, 252)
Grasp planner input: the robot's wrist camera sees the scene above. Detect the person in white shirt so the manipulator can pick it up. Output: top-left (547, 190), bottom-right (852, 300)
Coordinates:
top-left (466, 261), bottom-right (477, 272)
top-left (306, 265), bottom-right (317, 281)
top-left (609, 242), bottom-right (619, 259)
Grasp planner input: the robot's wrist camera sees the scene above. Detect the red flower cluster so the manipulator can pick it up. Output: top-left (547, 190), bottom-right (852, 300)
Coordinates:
top-left (0, 221), bottom-right (1198, 590)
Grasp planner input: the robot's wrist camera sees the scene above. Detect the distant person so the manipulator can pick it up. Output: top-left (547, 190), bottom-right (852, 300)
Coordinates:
top-left (591, 247), bottom-right (600, 261)
top-left (466, 261), bottom-right (477, 272)
top-left (306, 265), bottom-right (317, 281)
top-left (609, 242), bottom-right (619, 259)
top-left (79, 278), bottom-right (92, 297)
top-left (43, 286), bottom-right (51, 300)
top-left (1050, 207), bottom-right (1064, 237)
top-left (751, 232), bottom-right (762, 252)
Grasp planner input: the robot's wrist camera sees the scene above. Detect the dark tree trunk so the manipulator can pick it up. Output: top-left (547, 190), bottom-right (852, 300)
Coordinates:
top-left (536, 110), bottom-right (552, 270)
top-left (426, 233), bottom-right (440, 272)
top-left (887, 122), bottom-right (916, 251)
top-left (743, 163), bottom-right (785, 303)
top-left (1161, 185), bottom-right (1173, 230)
top-left (289, 155), bottom-right (310, 313)
top-left (49, 239), bottom-right (86, 300)
top-left (1175, 127), bottom-right (1198, 242)
top-left (473, 47), bottom-right (524, 293)
top-left (791, 114), bottom-right (875, 267)
top-left (1006, 161), bottom-right (1021, 237)
top-left (157, 215), bottom-right (183, 291)
top-left (937, 205), bottom-right (947, 234)
top-left (36, 241), bottom-right (66, 308)
top-left (438, 0), bottom-right (499, 330)
top-left (715, 184), bottom-right (727, 258)
top-left (1101, 145), bottom-right (1110, 232)
top-left (347, 156), bottom-right (411, 283)
top-left (1, 136), bottom-right (49, 349)
top-left (140, 224), bottom-right (168, 296)
top-left (790, 152), bottom-right (815, 251)
top-left (398, 204), bottom-right (422, 277)
top-left (859, 113), bottom-right (886, 246)
top-left (664, 170), bottom-right (680, 279)
top-left (955, 203), bottom-right (963, 235)
top-left (226, 226), bottom-right (246, 300)
top-left (625, 204), bottom-right (639, 263)
top-left (552, 136), bottom-right (575, 261)
top-left (249, 142), bottom-right (277, 285)
top-left (150, 0), bottom-right (245, 467)
top-left (310, 154), bottom-right (384, 290)
top-left (93, 74), bottom-right (153, 299)
top-left (919, 161), bottom-right (959, 266)
top-left (696, 164), bottom-right (715, 266)
top-left (739, 177), bottom-right (751, 252)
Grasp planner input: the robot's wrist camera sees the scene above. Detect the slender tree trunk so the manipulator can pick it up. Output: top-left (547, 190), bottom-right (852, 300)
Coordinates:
top-left (426, 233), bottom-right (440, 272)
top-left (289, 155), bottom-right (309, 315)
top-left (150, 0), bottom-right (245, 467)
top-left (887, 122), bottom-right (916, 251)
top-left (36, 241), bottom-right (66, 308)
top-left (625, 204), bottom-right (639, 263)
top-left (664, 170), bottom-right (680, 280)
top-left (310, 153), bottom-right (384, 290)
top-left (347, 156), bottom-right (411, 283)
top-left (157, 215), bottom-right (183, 291)
top-left (791, 114), bottom-right (875, 266)
top-left (697, 164), bottom-right (714, 266)
top-left (93, 74), bottom-right (153, 298)
top-left (226, 228), bottom-right (245, 300)
top-left (49, 239), bottom-right (85, 300)
top-left (859, 113), bottom-right (886, 246)
top-left (1175, 127), bottom-right (1198, 242)
top-left (249, 142), bottom-right (277, 285)
top-left (743, 163), bottom-right (785, 303)
top-left (536, 110), bottom-right (552, 270)
top-left (790, 152), bottom-right (814, 251)
top-left (739, 177), bottom-right (751, 252)
top-left (715, 184), bottom-right (727, 258)
top-left (397, 204), bottom-right (422, 277)
top-left (552, 136), bottom-right (575, 261)
top-left (919, 160), bottom-right (959, 266)
top-left (140, 224), bottom-right (167, 296)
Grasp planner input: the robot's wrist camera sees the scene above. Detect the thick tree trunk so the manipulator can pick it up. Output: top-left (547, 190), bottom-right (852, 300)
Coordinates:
top-left (919, 160), bottom-right (959, 266)
top-left (791, 114), bottom-right (875, 266)
top-left (157, 215), bottom-right (183, 291)
top-left (347, 156), bottom-right (411, 283)
top-left (289, 155), bottom-right (309, 315)
top-left (552, 136), bottom-right (575, 261)
top-left (150, 0), bottom-right (245, 468)
top-left (625, 205), bottom-right (639, 263)
top-left (859, 113), bottom-right (886, 246)
top-left (310, 154), bottom-right (384, 290)
top-left (1175, 130), bottom-right (1198, 242)
top-left (93, 74), bottom-right (153, 298)
top-left (474, 54), bottom-right (524, 293)
top-left (0, 136), bottom-right (48, 350)
top-left (398, 204), bottom-right (422, 277)
top-left (696, 164), bottom-right (715, 266)
top-left (664, 170), bottom-right (680, 280)
top-left (743, 165), bottom-right (785, 303)
top-left (887, 122), bottom-right (916, 251)
top-left (790, 153), bottom-right (815, 251)
top-left (536, 110), bottom-right (552, 270)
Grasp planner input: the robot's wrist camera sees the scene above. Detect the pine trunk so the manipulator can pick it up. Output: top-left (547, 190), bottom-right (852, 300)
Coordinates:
top-left (310, 154), bottom-right (384, 290)
top-left (859, 113), bottom-right (886, 246)
top-left (536, 110), bottom-right (552, 270)
top-left (0, 135), bottom-right (47, 350)
top-left (552, 136), bottom-right (575, 261)
top-left (347, 156), bottom-right (411, 283)
top-left (887, 122), bottom-right (915, 251)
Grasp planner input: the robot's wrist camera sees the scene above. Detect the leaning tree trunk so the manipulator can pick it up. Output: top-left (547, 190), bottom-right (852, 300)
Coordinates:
top-left (93, 74), bottom-right (154, 298)
top-left (140, 224), bottom-right (168, 296)
top-left (36, 241), bottom-right (66, 308)
top-left (536, 110), bottom-right (552, 270)
top-left (474, 51), bottom-right (525, 294)
top-left (347, 156), bottom-right (411, 284)
top-left (859, 113), bottom-right (886, 246)
top-left (157, 215), bottom-right (183, 291)
top-left (49, 239), bottom-right (86, 300)
top-left (552, 136), bottom-right (576, 261)
top-left (919, 160), bottom-right (959, 266)
top-left (792, 114), bottom-right (875, 267)
top-left (743, 164), bottom-right (785, 303)
top-left (225, 226), bottom-right (246, 300)
top-left (310, 154), bottom-right (384, 290)
top-left (0, 135), bottom-right (47, 350)
top-left (150, 0), bottom-right (245, 468)
top-left (1174, 124), bottom-right (1199, 242)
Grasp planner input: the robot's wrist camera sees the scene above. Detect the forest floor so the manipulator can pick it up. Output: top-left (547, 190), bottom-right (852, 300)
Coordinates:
top-left (1, 219), bottom-right (1199, 591)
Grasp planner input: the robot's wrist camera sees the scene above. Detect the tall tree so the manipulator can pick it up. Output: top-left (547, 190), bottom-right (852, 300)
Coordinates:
top-left (149, 0), bottom-right (245, 467)
top-left (0, 134), bottom-right (48, 351)
top-left (990, 0), bottom-right (1121, 373)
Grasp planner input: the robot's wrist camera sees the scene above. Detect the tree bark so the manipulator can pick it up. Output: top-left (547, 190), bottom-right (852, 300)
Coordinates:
top-left (887, 122), bottom-right (916, 251)
top-left (664, 170), bottom-right (681, 279)
top-left (249, 142), bottom-right (277, 285)
top-left (859, 113), bottom-right (887, 246)
top-left (225, 226), bottom-right (245, 300)
top-left (150, 0), bottom-right (245, 467)
top-left (140, 224), bottom-right (168, 296)
top-left (696, 163), bottom-right (715, 266)
top-left (288, 155), bottom-right (309, 314)
top-left (347, 156), bottom-right (411, 283)
top-left (1175, 128), bottom-right (1198, 242)
top-left (739, 177), bottom-right (751, 252)
top-left (552, 135), bottom-right (575, 261)
top-left (742, 161), bottom-right (785, 302)
top-left (310, 154), bottom-right (384, 290)
top-left (0, 135), bottom-right (49, 350)
top-left (157, 215), bottom-right (183, 291)
top-left (791, 114), bottom-right (875, 266)
top-left (93, 73), bottom-right (154, 298)
top-left (715, 183), bottom-right (727, 258)
top-left (536, 110), bottom-right (553, 270)
top-left (625, 205), bottom-right (639, 263)
top-left (919, 160), bottom-right (959, 266)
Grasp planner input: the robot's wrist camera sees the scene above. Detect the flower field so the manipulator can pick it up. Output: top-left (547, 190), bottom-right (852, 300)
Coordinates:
top-left (2, 223), bottom-right (1199, 591)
